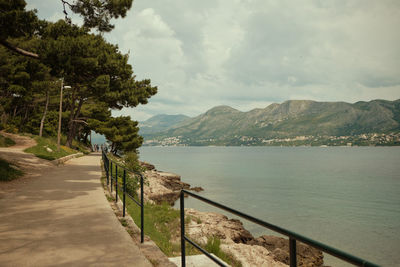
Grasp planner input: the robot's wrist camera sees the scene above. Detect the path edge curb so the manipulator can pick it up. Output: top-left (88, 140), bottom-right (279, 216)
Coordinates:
top-left (52, 152), bottom-right (84, 165)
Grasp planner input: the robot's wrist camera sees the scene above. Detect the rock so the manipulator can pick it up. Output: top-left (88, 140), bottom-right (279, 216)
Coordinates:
top-left (46, 147), bottom-right (53, 152)
top-left (220, 243), bottom-right (287, 267)
top-left (158, 171), bottom-right (181, 180)
top-left (140, 161), bottom-right (155, 170)
top-left (141, 170), bottom-right (192, 205)
top-left (247, 235), bottom-right (324, 266)
top-left (160, 174), bottom-right (191, 191)
top-left (151, 192), bottom-right (180, 206)
top-left (190, 186), bottom-right (204, 192)
top-left (186, 209), bottom-right (254, 244)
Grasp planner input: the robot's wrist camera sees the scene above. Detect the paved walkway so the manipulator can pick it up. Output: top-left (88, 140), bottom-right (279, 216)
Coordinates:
top-left (0, 140), bottom-right (151, 266)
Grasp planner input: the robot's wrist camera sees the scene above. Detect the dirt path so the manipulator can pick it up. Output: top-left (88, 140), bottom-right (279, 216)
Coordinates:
top-left (0, 133), bottom-right (151, 266)
top-left (0, 132), bottom-right (55, 195)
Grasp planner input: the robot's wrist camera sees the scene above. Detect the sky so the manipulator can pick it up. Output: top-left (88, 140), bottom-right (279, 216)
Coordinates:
top-left (26, 0), bottom-right (400, 121)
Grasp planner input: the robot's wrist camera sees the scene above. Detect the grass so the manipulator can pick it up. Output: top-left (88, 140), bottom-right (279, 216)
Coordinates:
top-left (125, 198), bottom-right (183, 256)
top-left (205, 237), bottom-right (242, 267)
top-left (24, 136), bottom-right (79, 160)
top-left (0, 158), bottom-right (23, 181)
top-left (0, 135), bottom-right (16, 147)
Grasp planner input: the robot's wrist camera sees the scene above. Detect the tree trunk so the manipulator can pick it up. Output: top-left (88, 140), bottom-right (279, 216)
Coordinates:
top-left (20, 106), bottom-right (29, 128)
top-left (1, 112), bottom-right (8, 125)
top-left (12, 105), bottom-right (17, 118)
top-left (39, 91), bottom-right (49, 137)
top-left (84, 130), bottom-right (89, 144)
top-left (66, 97), bottom-right (84, 147)
top-left (66, 88), bottom-right (77, 147)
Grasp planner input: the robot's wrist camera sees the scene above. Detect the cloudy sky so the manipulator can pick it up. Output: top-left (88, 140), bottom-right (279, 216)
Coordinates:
top-left (27, 0), bottom-right (400, 120)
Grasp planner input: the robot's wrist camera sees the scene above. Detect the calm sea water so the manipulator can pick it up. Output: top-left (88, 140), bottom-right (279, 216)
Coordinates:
top-left (139, 146), bottom-right (400, 267)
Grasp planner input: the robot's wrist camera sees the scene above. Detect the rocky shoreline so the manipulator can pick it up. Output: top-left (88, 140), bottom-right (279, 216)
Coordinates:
top-left (140, 161), bottom-right (203, 205)
top-left (140, 161), bottom-right (325, 267)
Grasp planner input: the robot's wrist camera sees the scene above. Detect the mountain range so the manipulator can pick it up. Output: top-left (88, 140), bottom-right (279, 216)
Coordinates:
top-left (139, 114), bottom-right (189, 135)
top-left (139, 99), bottom-right (400, 146)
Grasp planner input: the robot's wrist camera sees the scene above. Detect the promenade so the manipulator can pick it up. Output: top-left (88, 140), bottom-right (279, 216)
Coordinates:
top-left (0, 145), bottom-right (151, 266)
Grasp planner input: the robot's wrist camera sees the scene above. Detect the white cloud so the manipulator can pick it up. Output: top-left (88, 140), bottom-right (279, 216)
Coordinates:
top-left (26, 0), bottom-right (400, 121)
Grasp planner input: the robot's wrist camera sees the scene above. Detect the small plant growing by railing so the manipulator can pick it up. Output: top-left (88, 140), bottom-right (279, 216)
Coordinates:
top-left (205, 237), bottom-right (242, 267)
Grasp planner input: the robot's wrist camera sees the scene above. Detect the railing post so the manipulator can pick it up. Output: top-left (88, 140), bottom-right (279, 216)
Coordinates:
top-left (180, 191), bottom-right (186, 267)
top-left (140, 174), bottom-right (144, 243)
top-left (110, 161), bottom-right (113, 192)
top-left (289, 237), bottom-right (297, 267)
top-left (105, 155), bottom-right (109, 185)
top-left (123, 170), bottom-right (126, 217)
top-left (115, 165), bottom-right (118, 202)
top-left (106, 157), bottom-right (109, 185)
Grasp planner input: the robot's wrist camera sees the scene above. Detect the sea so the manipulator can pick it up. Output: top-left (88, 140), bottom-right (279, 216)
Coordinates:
top-left (139, 146), bottom-right (400, 267)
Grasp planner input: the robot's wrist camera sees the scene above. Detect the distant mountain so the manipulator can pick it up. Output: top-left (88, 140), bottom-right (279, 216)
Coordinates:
top-left (139, 114), bottom-right (190, 135)
top-left (142, 99), bottom-right (400, 146)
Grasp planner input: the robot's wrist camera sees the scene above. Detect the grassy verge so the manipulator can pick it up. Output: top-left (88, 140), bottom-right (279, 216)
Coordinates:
top-left (124, 191), bottom-right (241, 266)
top-left (0, 135), bottom-right (16, 147)
top-left (24, 136), bottom-right (79, 160)
top-left (0, 158), bottom-right (23, 181)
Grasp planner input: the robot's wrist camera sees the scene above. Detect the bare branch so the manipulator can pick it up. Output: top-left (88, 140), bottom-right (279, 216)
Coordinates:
top-left (61, 0), bottom-right (73, 8)
top-left (61, 0), bottom-right (73, 24)
top-left (0, 39), bottom-right (39, 59)
top-left (72, 119), bottom-right (88, 125)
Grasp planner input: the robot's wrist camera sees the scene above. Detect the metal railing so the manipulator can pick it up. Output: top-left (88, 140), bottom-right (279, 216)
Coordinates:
top-left (102, 149), bottom-right (145, 243)
top-left (180, 189), bottom-right (380, 267)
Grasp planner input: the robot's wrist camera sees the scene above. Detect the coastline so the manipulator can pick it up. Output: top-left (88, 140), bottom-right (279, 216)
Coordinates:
top-left (140, 161), bottom-right (325, 267)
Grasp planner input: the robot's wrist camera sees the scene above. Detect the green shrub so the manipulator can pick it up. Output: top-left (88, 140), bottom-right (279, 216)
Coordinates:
top-left (126, 174), bottom-right (140, 197)
top-left (0, 158), bottom-right (23, 181)
top-left (0, 135), bottom-right (16, 147)
top-left (124, 152), bottom-right (144, 173)
top-left (72, 139), bottom-right (90, 154)
top-left (4, 124), bottom-right (18, 134)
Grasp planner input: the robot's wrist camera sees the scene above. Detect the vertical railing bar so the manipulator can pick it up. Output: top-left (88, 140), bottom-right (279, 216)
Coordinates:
top-left (104, 152), bottom-right (108, 185)
top-left (180, 191), bottom-right (186, 267)
top-left (110, 161), bottom-right (113, 192)
top-left (115, 165), bottom-right (118, 202)
top-left (289, 237), bottom-right (297, 267)
top-left (140, 173), bottom-right (144, 243)
top-left (123, 169), bottom-right (126, 217)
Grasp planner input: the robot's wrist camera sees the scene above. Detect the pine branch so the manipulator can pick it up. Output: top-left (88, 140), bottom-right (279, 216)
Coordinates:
top-left (0, 39), bottom-right (39, 59)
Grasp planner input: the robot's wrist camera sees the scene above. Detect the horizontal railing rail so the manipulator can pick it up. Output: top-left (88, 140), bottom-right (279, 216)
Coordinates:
top-left (102, 149), bottom-right (144, 243)
top-left (180, 189), bottom-right (380, 267)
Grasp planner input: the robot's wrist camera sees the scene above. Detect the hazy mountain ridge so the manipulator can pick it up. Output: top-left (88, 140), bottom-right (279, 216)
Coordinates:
top-left (139, 114), bottom-right (190, 135)
top-left (142, 99), bottom-right (400, 145)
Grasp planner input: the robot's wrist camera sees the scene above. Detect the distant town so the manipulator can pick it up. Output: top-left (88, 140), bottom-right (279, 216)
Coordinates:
top-left (143, 132), bottom-right (400, 147)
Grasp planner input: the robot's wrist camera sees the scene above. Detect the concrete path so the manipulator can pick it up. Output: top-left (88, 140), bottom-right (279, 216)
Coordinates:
top-left (0, 152), bottom-right (152, 266)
